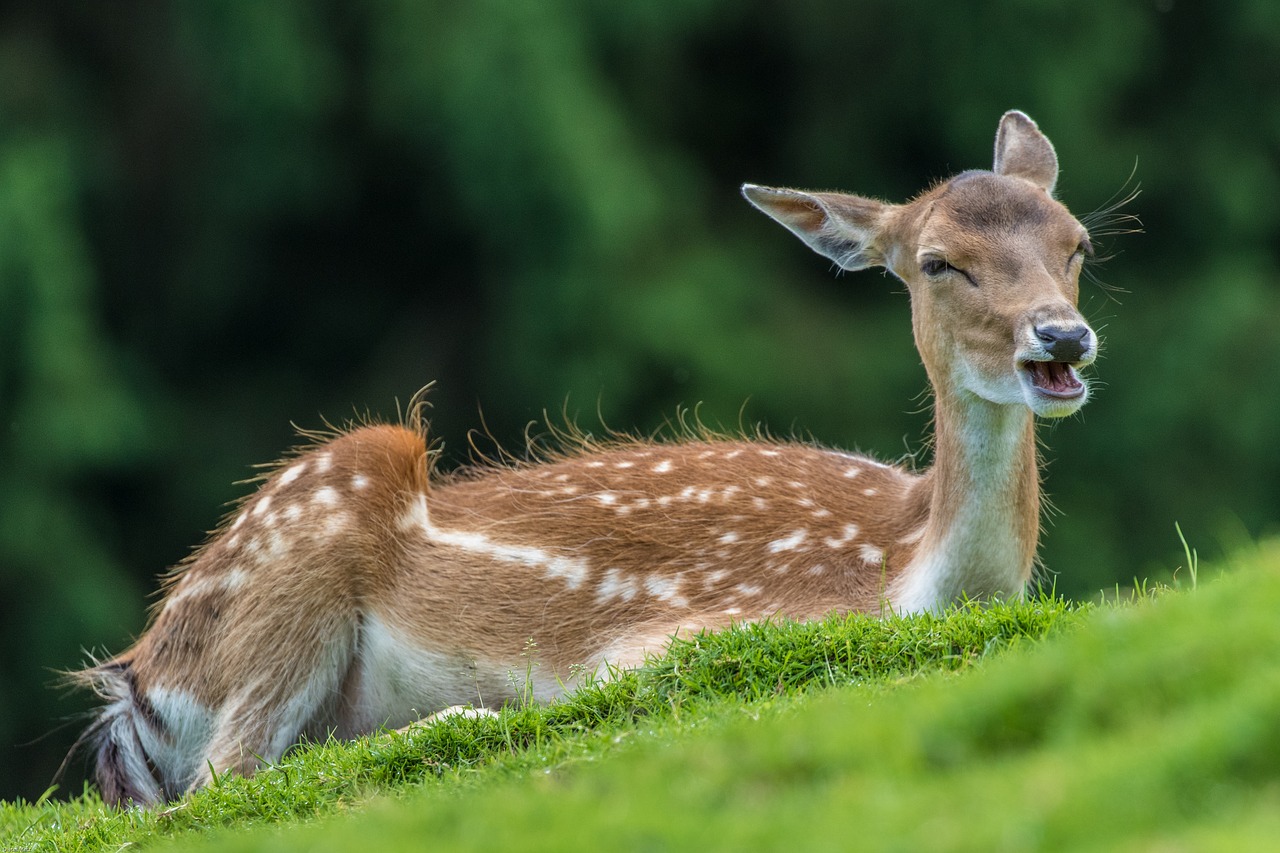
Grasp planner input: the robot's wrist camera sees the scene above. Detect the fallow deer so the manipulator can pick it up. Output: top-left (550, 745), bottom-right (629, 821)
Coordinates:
top-left (73, 110), bottom-right (1101, 806)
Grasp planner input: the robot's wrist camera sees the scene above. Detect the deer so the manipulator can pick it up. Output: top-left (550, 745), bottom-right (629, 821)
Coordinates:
top-left (72, 110), bottom-right (1101, 806)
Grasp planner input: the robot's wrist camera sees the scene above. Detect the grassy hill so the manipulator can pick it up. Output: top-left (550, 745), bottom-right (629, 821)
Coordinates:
top-left (5, 540), bottom-right (1280, 851)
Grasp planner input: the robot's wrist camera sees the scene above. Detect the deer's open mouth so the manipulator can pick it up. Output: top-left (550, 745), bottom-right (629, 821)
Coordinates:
top-left (1022, 360), bottom-right (1085, 398)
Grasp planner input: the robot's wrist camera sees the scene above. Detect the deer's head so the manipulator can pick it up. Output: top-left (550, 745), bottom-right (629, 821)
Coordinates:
top-left (744, 111), bottom-right (1096, 419)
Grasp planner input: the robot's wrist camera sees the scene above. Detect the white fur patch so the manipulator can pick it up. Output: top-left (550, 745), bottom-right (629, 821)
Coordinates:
top-left (341, 616), bottom-right (563, 734)
top-left (313, 487), bottom-right (340, 507)
top-left (167, 567), bottom-right (248, 608)
top-left (138, 687), bottom-right (216, 794)
top-left (859, 544), bottom-right (885, 566)
top-left (596, 568), bottom-right (639, 603)
top-left (643, 576), bottom-right (687, 606)
top-left (823, 524), bottom-right (860, 549)
top-left (768, 529), bottom-right (809, 553)
top-left (279, 463), bottom-right (308, 486)
top-left (404, 493), bottom-right (588, 589)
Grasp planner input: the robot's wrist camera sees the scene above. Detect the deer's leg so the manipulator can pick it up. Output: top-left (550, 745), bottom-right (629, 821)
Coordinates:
top-left (187, 602), bottom-right (359, 792)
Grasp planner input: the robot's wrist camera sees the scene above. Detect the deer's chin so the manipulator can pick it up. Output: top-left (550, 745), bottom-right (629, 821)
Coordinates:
top-left (1019, 361), bottom-right (1089, 417)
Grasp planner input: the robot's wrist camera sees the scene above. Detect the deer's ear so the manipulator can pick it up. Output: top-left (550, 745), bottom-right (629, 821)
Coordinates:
top-left (742, 184), bottom-right (889, 271)
top-left (993, 110), bottom-right (1058, 194)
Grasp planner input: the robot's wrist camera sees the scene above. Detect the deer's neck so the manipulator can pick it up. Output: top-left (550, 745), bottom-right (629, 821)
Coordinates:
top-left (891, 388), bottom-right (1040, 613)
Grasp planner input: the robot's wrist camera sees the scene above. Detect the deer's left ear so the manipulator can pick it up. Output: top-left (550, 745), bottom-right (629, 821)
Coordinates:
top-left (741, 184), bottom-right (889, 271)
top-left (993, 110), bottom-right (1058, 195)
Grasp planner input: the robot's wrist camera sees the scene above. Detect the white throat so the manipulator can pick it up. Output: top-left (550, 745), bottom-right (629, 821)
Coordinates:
top-left (890, 391), bottom-right (1037, 613)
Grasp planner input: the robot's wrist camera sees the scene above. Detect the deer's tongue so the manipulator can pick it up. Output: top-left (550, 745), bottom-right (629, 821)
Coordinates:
top-left (1025, 361), bottom-right (1084, 397)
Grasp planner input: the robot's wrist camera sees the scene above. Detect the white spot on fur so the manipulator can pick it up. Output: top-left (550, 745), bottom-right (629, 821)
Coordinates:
top-left (843, 467), bottom-right (861, 479)
top-left (587, 461), bottom-right (605, 468)
top-left (644, 576), bottom-right (687, 606)
top-left (264, 529), bottom-right (290, 560)
top-left (314, 487), bottom-right (340, 507)
top-left (863, 488), bottom-right (879, 497)
top-left (752, 497), bottom-right (768, 510)
top-left (284, 504), bottom-right (303, 523)
top-left (823, 524), bottom-right (860, 549)
top-left (315, 453), bottom-right (333, 474)
top-left (658, 496), bottom-right (673, 507)
top-left (653, 459), bottom-right (673, 474)
top-left (768, 529), bottom-right (809, 553)
top-left (753, 476), bottom-right (772, 488)
top-left (734, 583), bottom-right (762, 596)
top-left (859, 544), bottom-right (885, 565)
top-left (229, 512), bottom-right (247, 532)
top-left (807, 564), bottom-right (827, 576)
top-left (725, 450), bottom-right (743, 459)
top-left (167, 566), bottom-right (248, 608)
top-left (615, 461), bottom-right (635, 469)
top-left (812, 508), bottom-right (833, 518)
top-left (718, 531), bottom-right (740, 545)
top-left (759, 449), bottom-right (780, 457)
top-left (352, 474), bottom-right (370, 490)
top-left (402, 493), bottom-right (587, 589)
top-left (596, 491), bottom-right (618, 506)
top-left (252, 495), bottom-right (273, 517)
top-left (724, 606), bottom-right (742, 616)
top-left (322, 512), bottom-right (351, 538)
top-left (899, 525), bottom-right (927, 544)
top-left (597, 568), bottom-right (639, 603)
top-left (279, 463), bottom-right (307, 486)
top-left (399, 493), bottom-right (430, 531)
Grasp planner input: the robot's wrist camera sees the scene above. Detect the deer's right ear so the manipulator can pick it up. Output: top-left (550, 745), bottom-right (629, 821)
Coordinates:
top-left (742, 184), bottom-right (889, 271)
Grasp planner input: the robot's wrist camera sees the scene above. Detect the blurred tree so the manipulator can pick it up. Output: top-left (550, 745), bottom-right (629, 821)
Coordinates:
top-left (1, 0), bottom-right (1278, 802)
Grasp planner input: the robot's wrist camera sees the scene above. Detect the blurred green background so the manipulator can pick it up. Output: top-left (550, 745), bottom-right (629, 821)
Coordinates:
top-left (2, 0), bottom-right (1278, 803)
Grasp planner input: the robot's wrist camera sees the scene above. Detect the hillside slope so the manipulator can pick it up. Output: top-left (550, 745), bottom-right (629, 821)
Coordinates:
top-left (7, 542), bottom-right (1280, 850)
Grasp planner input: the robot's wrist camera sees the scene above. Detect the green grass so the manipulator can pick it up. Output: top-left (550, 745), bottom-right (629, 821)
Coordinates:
top-left (7, 540), bottom-right (1280, 851)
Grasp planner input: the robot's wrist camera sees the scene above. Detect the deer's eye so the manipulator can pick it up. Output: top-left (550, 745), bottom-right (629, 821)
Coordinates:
top-left (921, 258), bottom-right (958, 278)
top-left (1067, 238), bottom-right (1093, 272)
top-left (921, 256), bottom-right (975, 286)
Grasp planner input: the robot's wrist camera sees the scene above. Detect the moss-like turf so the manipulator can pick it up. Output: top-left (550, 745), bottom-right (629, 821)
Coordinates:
top-left (6, 541), bottom-right (1279, 851)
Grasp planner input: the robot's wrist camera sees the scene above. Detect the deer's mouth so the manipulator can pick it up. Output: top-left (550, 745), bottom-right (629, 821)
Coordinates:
top-left (1021, 360), bottom-right (1085, 398)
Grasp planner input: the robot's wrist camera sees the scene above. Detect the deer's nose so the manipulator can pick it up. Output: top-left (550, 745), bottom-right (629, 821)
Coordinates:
top-left (1035, 324), bottom-right (1092, 362)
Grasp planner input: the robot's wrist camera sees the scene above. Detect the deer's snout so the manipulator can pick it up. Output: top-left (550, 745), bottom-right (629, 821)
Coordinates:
top-left (1034, 323), bottom-right (1093, 363)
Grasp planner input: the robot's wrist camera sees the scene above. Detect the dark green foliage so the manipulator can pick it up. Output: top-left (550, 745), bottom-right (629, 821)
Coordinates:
top-left (2, 0), bottom-right (1278, 801)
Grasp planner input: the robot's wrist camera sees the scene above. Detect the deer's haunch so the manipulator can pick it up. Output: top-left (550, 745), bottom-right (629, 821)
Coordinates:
top-left (72, 110), bottom-right (1101, 806)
